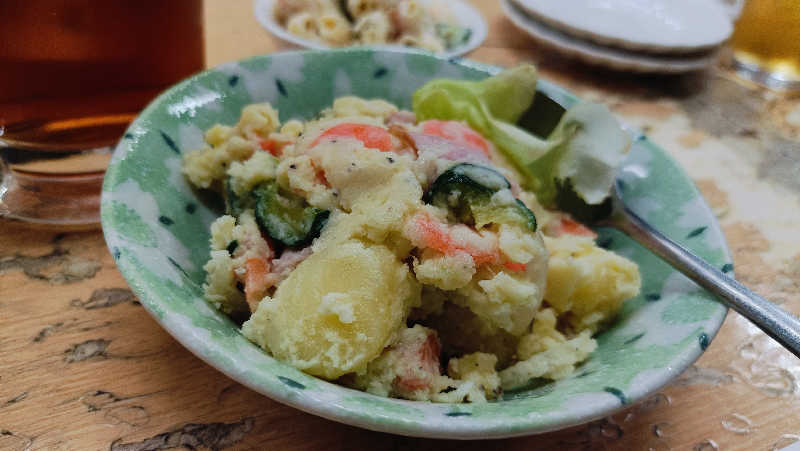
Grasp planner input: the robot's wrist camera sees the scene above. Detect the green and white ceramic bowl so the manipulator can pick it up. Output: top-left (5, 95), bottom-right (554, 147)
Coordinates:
top-left (101, 49), bottom-right (730, 439)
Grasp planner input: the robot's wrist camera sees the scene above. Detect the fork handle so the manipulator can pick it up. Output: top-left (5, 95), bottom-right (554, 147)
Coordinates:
top-left (614, 204), bottom-right (800, 358)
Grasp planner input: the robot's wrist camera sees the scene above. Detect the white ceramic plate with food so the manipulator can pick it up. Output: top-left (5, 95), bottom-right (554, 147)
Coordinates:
top-left (510, 0), bottom-right (739, 54)
top-left (253, 0), bottom-right (488, 58)
top-left (502, 0), bottom-right (720, 74)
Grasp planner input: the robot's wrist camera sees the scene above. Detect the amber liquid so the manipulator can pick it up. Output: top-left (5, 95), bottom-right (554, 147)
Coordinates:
top-left (0, 0), bottom-right (204, 227)
top-left (0, 0), bottom-right (205, 153)
top-left (730, 0), bottom-right (800, 85)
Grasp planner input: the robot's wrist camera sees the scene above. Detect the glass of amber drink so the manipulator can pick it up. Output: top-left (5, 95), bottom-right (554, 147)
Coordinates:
top-left (0, 0), bottom-right (205, 229)
top-left (729, 0), bottom-right (800, 90)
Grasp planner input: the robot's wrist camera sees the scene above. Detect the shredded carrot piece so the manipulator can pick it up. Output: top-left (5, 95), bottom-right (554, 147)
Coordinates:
top-left (415, 214), bottom-right (499, 265)
top-left (393, 333), bottom-right (441, 393)
top-left (560, 217), bottom-right (597, 238)
top-left (504, 261), bottom-right (527, 272)
top-left (244, 258), bottom-right (270, 310)
top-left (259, 139), bottom-right (279, 156)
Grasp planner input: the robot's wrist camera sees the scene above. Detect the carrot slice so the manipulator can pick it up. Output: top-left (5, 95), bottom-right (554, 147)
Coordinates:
top-left (311, 123), bottom-right (394, 152)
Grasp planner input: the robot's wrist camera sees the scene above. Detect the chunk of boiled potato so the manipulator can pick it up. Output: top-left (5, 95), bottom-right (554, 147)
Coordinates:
top-left (544, 235), bottom-right (641, 331)
top-left (242, 240), bottom-right (421, 379)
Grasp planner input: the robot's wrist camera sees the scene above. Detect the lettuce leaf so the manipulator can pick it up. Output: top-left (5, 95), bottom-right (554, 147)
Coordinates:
top-left (412, 65), bottom-right (630, 208)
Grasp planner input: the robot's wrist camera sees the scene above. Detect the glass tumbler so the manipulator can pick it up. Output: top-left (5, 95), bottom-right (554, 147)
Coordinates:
top-left (729, 0), bottom-right (800, 90)
top-left (0, 0), bottom-right (205, 229)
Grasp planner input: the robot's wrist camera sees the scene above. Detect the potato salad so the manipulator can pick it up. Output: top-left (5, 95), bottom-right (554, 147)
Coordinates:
top-left (182, 66), bottom-right (641, 403)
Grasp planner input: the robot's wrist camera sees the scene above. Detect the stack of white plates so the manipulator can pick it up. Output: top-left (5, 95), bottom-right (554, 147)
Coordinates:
top-left (502, 0), bottom-right (740, 73)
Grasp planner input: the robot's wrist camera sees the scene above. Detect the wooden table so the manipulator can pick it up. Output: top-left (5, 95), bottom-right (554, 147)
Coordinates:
top-left (3, 2), bottom-right (800, 449)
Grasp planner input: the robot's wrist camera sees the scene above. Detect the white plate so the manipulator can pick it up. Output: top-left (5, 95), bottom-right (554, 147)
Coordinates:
top-left (253, 0), bottom-right (488, 58)
top-left (502, 0), bottom-right (720, 74)
top-left (511, 0), bottom-right (735, 54)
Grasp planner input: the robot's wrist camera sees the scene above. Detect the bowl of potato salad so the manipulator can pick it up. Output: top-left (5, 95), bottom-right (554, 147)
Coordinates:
top-left (101, 49), bottom-right (730, 438)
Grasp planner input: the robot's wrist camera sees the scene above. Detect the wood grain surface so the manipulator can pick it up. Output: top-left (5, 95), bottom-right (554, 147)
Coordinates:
top-left (2, 1), bottom-right (800, 450)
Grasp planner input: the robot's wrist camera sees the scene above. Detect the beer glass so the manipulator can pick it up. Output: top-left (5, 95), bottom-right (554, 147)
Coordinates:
top-left (0, 0), bottom-right (205, 229)
top-left (730, 0), bottom-right (800, 90)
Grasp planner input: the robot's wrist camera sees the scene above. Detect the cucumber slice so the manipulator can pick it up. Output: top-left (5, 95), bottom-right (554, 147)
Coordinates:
top-left (473, 199), bottom-right (538, 233)
top-left (424, 163), bottom-right (536, 232)
top-left (424, 163), bottom-right (509, 201)
top-left (252, 182), bottom-right (330, 248)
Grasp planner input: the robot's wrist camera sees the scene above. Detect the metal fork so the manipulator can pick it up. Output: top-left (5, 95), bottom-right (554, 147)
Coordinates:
top-left (596, 182), bottom-right (800, 358)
